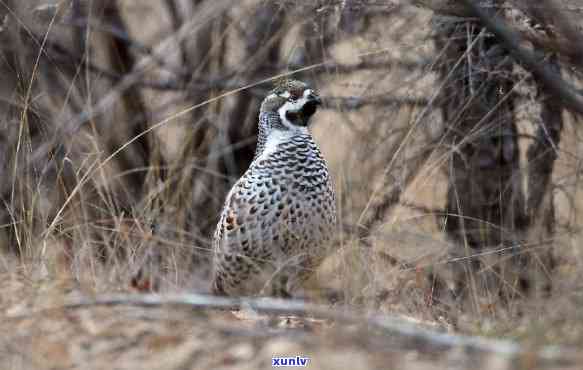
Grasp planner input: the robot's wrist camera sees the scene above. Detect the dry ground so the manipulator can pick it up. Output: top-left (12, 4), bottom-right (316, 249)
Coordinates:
top-left (0, 268), bottom-right (583, 370)
top-left (2, 1), bottom-right (583, 369)
top-left (1, 272), bottom-right (582, 370)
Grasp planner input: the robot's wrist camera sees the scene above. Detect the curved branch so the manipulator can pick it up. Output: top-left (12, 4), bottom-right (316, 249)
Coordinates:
top-left (462, 0), bottom-right (583, 116)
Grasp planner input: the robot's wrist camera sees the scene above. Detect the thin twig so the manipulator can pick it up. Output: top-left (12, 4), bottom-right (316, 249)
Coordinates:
top-left (461, 0), bottom-right (583, 116)
top-left (324, 95), bottom-right (430, 110)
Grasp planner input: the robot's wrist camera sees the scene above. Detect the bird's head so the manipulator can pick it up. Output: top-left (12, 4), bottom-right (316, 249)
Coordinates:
top-left (260, 79), bottom-right (322, 129)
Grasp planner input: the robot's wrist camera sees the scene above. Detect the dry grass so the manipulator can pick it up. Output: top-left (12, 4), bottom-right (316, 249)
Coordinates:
top-left (1, 1), bottom-right (583, 369)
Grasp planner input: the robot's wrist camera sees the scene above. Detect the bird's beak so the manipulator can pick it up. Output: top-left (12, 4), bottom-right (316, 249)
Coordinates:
top-left (308, 93), bottom-right (322, 106)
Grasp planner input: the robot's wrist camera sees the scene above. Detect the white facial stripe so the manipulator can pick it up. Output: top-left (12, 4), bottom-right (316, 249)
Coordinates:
top-left (277, 96), bottom-right (311, 130)
top-left (303, 89), bottom-right (313, 98)
top-left (278, 101), bottom-right (297, 129)
top-left (281, 98), bottom-right (308, 112)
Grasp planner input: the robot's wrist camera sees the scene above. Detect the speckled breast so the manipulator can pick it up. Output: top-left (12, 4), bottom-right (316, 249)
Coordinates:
top-left (248, 134), bottom-right (336, 257)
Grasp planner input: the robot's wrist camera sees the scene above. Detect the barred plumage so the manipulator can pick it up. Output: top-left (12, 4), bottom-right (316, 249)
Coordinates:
top-left (211, 80), bottom-right (337, 297)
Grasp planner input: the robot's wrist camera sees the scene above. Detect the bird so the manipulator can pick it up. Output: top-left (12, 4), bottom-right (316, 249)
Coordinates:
top-left (211, 79), bottom-right (337, 297)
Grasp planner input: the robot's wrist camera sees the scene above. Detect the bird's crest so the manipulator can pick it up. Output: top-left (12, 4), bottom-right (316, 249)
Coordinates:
top-left (273, 76), bottom-right (290, 91)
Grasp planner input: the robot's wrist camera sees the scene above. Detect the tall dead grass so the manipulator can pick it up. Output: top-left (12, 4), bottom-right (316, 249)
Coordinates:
top-left (1, 0), bottom-right (583, 346)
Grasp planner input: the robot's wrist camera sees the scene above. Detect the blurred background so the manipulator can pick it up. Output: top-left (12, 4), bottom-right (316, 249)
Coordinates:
top-left (1, 0), bottom-right (583, 345)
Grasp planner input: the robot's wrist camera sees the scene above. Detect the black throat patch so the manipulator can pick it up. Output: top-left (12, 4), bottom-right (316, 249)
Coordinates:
top-left (285, 100), bottom-right (319, 127)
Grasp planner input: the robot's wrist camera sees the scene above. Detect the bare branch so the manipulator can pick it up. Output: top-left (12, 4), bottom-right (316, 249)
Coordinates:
top-left (461, 0), bottom-right (583, 116)
top-left (48, 292), bottom-right (578, 364)
top-left (324, 95), bottom-right (429, 110)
